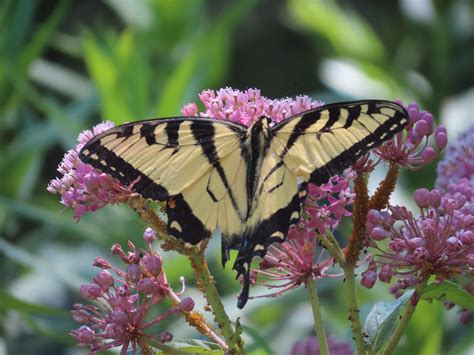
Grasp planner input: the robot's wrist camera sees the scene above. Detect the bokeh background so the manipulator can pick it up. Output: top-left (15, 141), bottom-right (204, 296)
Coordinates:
top-left (1, 0), bottom-right (473, 354)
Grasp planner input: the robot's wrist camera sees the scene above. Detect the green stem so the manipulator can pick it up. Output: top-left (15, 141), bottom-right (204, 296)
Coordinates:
top-left (381, 280), bottom-right (428, 355)
top-left (306, 277), bottom-right (329, 355)
top-left (320, 230), bottom-right (365, 354)
top-left (190, 249), bottom-right (245, 354)
top-left (343, 265), bottom-right (366, 355)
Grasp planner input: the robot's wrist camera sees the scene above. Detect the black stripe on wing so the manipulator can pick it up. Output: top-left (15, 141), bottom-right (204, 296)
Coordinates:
top-left (310, 102), bottom-right (408, 185)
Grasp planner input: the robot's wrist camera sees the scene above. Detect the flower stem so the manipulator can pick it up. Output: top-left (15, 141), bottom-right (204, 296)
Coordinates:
top-left (381, 280), bottom-right (428, 355)
top-left (342, 265), bottom-right (366, 355)
top-left (319, 230), bottom-right (365, 354)
top-left (189, 248), bottom-right (245, 354)
top-left (306, 277), bottom-right (329, 355)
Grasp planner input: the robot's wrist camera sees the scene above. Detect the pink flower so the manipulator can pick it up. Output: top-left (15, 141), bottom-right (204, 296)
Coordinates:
top-left (249, 225), bottom-right (339, 299)
top-left (182, 87), bottom-right (322, 126)
top-left (374, 102), bottom-right (446, 169)
top-left (47, 121), bottom-right (137, 220)
top-left (291, 335), bottom-right (352, 355)
top-left (70, 229), bottom-right (193, 354)
top-left (363, 188), bottom-right (474, 291)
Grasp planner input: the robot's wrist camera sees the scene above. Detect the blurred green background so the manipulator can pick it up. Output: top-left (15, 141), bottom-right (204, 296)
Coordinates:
top-left (1, 0), bottom-right (473, 354)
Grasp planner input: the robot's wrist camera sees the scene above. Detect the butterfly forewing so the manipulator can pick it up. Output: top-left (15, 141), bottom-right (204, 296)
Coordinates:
top-left (80, 117), bottom-right (249, 245)
top-left (271, 100), bottom-right (408, 184)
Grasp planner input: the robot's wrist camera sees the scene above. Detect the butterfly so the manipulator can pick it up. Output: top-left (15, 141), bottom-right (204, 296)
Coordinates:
top-left (79, 100), bottom-right (408, 308)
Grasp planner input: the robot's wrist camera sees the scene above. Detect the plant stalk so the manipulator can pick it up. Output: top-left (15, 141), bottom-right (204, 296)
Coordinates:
top-left (189, 249), bottom-right (245, 354)
top-left (306, 277), bottom-right (329, 355)
top-left (381, 279), bottom-right (428, 355)
top-left (343, 265), bottom-right (366, 355)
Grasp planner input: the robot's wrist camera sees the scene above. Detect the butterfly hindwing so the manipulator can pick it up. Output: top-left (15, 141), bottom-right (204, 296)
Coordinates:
top-left (80, 118), bottom-right (248, 245)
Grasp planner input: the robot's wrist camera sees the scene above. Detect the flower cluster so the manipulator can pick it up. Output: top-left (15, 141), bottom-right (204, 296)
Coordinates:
top-left (436, 125), bottom-right (474, 191)
top-left (70, 228), bottom-right (194, 354)
top-left (249, 225), bottom-right (339, 298)
top-left (291, 335), bottom-right (352, 355)
top-left (362, 188), bottom-right (474, 291)
top-left (47, 121), bottom-right (136, 220)
top-left (181, 87), bottom-right (322, 126)
top-left (374, 102), bottom-right (447, 169)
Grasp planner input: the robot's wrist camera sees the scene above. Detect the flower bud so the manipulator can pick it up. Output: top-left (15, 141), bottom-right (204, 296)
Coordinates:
top-left (93, 256), bottom-right (112, 269)
top-left (407, 104), bottom-right (419, 126)
top-left (446, 237), bottom-right (463, 251)
top-left (419, 112), bottom-right (434, 135)
top-left (429, 190), bottom-right (442, 208)
top-left (127, 264), bottom-right (141, 283)
top-left (80, 283), bottom-right (103, 299)
top-left (378, 265), bottom-right (393, 283)
top-left (435, 131), bottom-right (447, 150)
top-left (408, 237), bottom-right (425, 249)
top-left (390, 238), bottom-right (406, 252)
top-left (71, 309), bottom-right (89, 323)
top-left (72, 326), bottom-right (95, 344)
top-left (93, 270), bottom-right (114, 290)
top-left (178, 297), bottom-right (195, 312)
top-left (361, 270), bottom-right (377, 289)
top-left (414, 120), bottom-right (428, 136)
top-left (414, 188), bottom-right (431, 208)
top-left (143, 227), bottom-right (157, 242)
top-left (370, 227), bottom-right (389, 241)
top-left (141, 254), bottom-right (162, 277)
top-left (367, 209), bottom-right (384, 224)
top-left (181, 102), bottom-right (198, 116)
top-left (137, 278), bottom-right (158, 295)
top-left (422, 147), bottom-right (436, 164)
top-left (459, 231), bottom-right (474, 245)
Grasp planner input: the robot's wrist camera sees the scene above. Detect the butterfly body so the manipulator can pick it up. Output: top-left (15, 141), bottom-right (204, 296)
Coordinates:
top-left (79, 100), bottom-right (409, 308)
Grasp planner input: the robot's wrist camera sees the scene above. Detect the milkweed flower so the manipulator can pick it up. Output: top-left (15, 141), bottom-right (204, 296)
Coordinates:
top-left (70, 228), bottom-right (194, 354)
top-left (182, 87), bottom-right (323, 126)
top-left (436, 124), bottom-right (474, 192)
top-left (291, 335), bottom-right (352, 355)
top-left (249, 225), bottom-right (339, 298)
top-left (47, 121), bottom-right (137, 220)
top-left (362, 188), bottom-right (474, 291)
top-left (374, 102), bottom-right (447, 169)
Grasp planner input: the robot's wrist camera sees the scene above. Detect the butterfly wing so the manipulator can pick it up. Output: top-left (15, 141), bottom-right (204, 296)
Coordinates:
top-left (271, 100), bottom-right (409, 184)
top-left (79, 118), bottom-right (249, 245)
top-left (234, 100), bottom-right (409, 308)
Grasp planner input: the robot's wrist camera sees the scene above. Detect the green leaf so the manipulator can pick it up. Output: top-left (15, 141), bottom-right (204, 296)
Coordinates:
top-left (0, 291), bottom-right (67, 316)
top-left (421, 280), bottom-right (474, 311)
top-left (153, 0), bottom-right (258, 116)
top-left (287, 0), bottom-right (385, 62)
top-left (157, 339), bottom-right (224, 354)
top-left (363, 290), bottom-right (413, 353)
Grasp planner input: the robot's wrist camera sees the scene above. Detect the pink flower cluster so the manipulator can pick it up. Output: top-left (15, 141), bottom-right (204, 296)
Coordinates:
top-left (47, 121), bottom-right (136, 220)
top-left (250, 225), bottom-right (339, 298)
top-left (291, 335), bottom-right (352, 355)
top-left (374, 102), bottom-right (447, 169)
top-left (70, 228), bottom-right (194, 354)
top-left (362, 188), bottom-right (474, 291)
top-left (181, 87), bottom-right (322, 126)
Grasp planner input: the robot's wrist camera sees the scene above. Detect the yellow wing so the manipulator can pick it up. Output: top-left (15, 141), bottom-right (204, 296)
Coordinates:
top-left (80, 118), bottom-right (248, 245)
